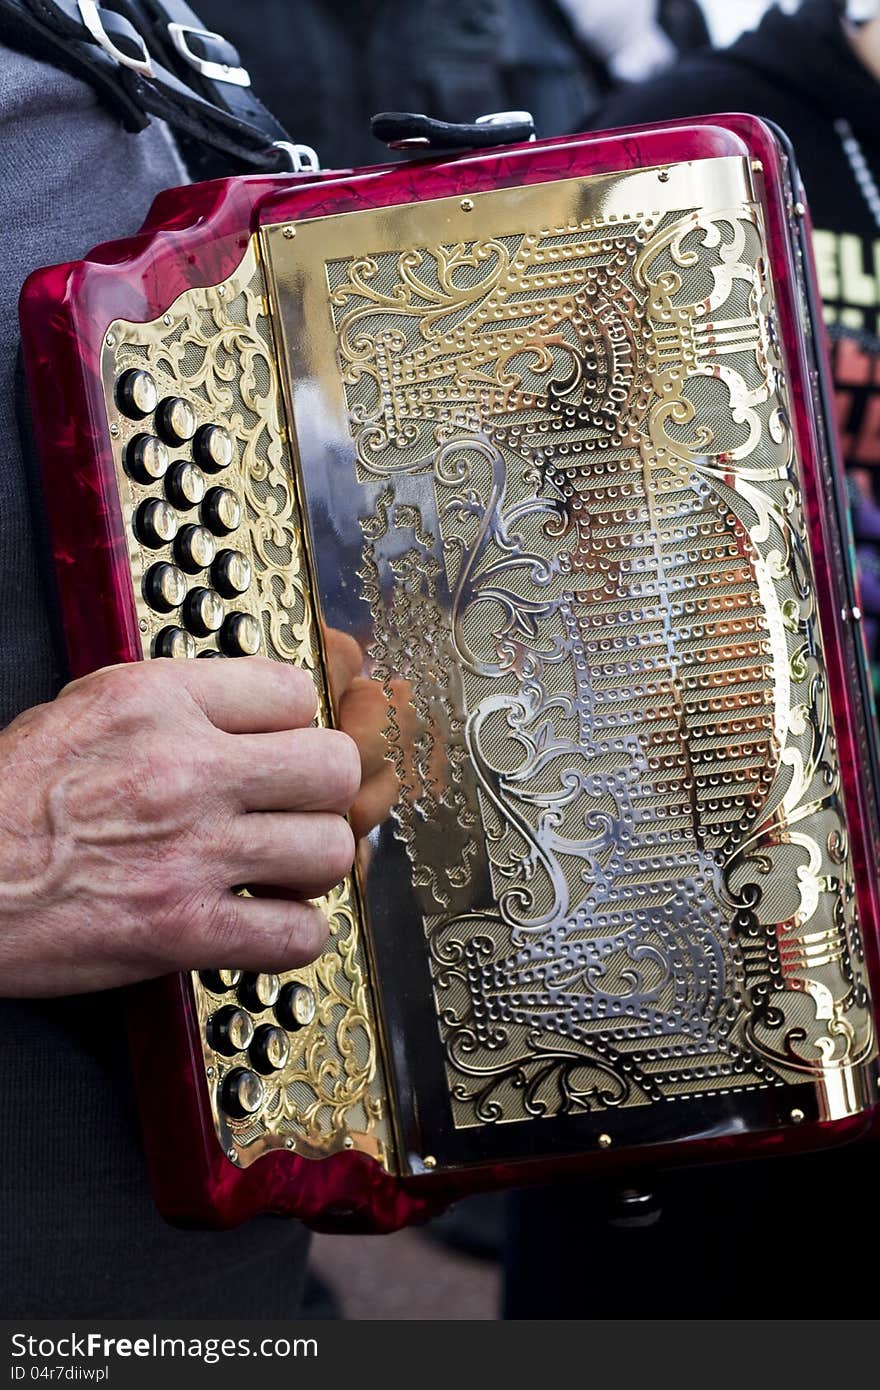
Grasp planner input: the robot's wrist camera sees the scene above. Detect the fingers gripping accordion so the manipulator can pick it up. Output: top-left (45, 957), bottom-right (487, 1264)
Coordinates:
top-left (20, 116), bottom-right (880, 1230)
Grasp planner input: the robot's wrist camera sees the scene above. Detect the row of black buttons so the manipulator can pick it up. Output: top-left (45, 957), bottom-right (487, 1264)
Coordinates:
top-left (208, 1008), bottom-right (291, 1074)
top-left (200, 972), bottom-right (317, 1036)
top-left (200, 971), bottom-right (317, 1120)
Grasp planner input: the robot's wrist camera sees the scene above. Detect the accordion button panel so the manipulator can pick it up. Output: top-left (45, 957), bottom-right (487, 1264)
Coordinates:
top-left (115, 369), bottom-right (158, 420)
top-left (182, 586), bottom-right (225, 636)
top-left (102, 236), bottom-right (392, 1178)
top-left (194, 423), bottom-right (235, 472)
top-left (125, 434), bottom-right (170, 484)
top-left (153, 625), bottom-right (196, 660)
top-left (249, 1024), bottom-right (291, 1075)
top-left (208, 1005), bottom-right (255, 1057)
top-left (174, 523), bottom-right (216, 573)
top-left (219, 612), bottom-right (261, 657)
top-left (134, 498), bottom-right (178, 549)
top-left (202, 486), bottom-right (242, 536)
top-left (211, 549), bottom-right (251, 597)
top-left (238, 972), bottom-right (281, 1013)
top-left (156, 396), bottom-right (198, 445)
top-left (276, 981), bottom-right (316, 1032)
top-left (165, 461), bottom-right (207, 510)
top-left (220, 1067), bottom-right (265, 1119)
top-left (143, 562), bottom-right (187, 613)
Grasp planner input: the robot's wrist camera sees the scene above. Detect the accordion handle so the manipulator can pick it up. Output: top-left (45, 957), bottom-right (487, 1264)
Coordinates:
top-left (0, 0), bottom-right (308, 175)
top-left (372, 109), bottom-right (536, 153)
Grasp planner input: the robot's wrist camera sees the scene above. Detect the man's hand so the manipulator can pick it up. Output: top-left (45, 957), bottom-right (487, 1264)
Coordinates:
top-left (0, 658), bottom-right (360, 997)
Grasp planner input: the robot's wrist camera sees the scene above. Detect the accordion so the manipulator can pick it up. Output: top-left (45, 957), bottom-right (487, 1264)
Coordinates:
top-left (20, 115), bottom-right (880, 1231)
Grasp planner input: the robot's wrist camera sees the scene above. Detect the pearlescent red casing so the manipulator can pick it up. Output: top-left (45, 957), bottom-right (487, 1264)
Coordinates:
top-left (19, 118), bottom-right (880, 1231)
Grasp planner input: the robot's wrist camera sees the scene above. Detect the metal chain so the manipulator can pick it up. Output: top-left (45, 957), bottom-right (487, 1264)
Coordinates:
top-left (835, 116), bottom-right (880, 232)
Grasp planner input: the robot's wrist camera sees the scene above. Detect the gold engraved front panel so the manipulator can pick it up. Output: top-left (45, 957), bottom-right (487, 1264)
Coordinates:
top-left (264, 156), bottom-right (877, 1160)
top-left (100, 240), bottom-right (391, 1171)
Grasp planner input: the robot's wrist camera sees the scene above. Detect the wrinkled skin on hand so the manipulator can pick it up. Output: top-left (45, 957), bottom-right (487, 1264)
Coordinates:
top-left (0, 657), bottom-right (361, 997)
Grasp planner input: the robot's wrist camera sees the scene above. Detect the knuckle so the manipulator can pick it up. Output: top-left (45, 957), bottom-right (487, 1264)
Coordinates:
top-left (130, 745), bottom-right (201, 817)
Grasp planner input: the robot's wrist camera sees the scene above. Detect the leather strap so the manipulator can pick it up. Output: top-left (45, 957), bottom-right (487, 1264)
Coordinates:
top-left (0, 0), bottom-right (318, 174)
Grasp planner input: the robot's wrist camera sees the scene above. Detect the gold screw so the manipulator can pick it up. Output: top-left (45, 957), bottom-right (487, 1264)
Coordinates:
top-left (597, 1133), bottom-right (613, 1149)
top-left (423, 1155), bottom-right (437, 1169)
top-left (282, 226), bottom-right (296, 239)
top-left (794, 201), bottom-right (806, 217)
top-left (751, 159), bottom-right (764, 173)
top-left (790, 1108), bottom-right (805, 1124)
top-left (460, 198), bottom-right (475, 212)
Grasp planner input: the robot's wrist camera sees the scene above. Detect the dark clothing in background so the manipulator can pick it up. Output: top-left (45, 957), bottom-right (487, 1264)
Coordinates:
top-left (200, 0), bottom-right (608, 167)
top-left (506, 1), bottom-right (880, 1319)
top-left (0, 46), bottom-right (309, 1316)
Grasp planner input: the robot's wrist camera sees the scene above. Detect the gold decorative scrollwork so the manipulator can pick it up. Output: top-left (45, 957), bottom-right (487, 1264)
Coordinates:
top-left (101, 239), bottom-right (390, 1169)
top-left (320, 171), bottom-right (875, 1127)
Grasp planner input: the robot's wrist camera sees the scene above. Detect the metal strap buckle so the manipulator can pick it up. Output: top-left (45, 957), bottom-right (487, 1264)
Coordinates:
top-left (77, 0), bottom-right (154, 76)
top-left (272, 141), bottom-right (321, 174)
top-left (167, 22), bottom-right (251, 88)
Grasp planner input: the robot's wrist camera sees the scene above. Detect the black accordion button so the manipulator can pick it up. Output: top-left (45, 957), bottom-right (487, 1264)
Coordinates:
top-left (238, 973), bottom-right (281, 1012)
top-left (200, 969), bottom-right (243, 993)
top-left (220, 1067), bottom-right (264, 1119)
top-left (153, 625), bottom-right (196, 660)
top-left (116, 370), bottom-right (158, 420)
top-left (174, 524), bottom-right (216, 573)
top-left (276, 982), bottom-right (316, 1031)
top-left (156, 396), bottom-right (197, 445)
top-left (182, 587), bottom-right (225, 636)
top-left (208, 1005), bottom-right (255, 1057)
top-left (194, 424), bottom-right (235, 472)
top-left (134, 498), bottom-right (178, 548)
top-left (249, 1024), bottom-right (290, 1074)
top-left (125, 434), bottom-right (170, 484)
top-left (219, 612), bottom-right (261, 656)
top-left (143, 562), bottom-right (187, 613)
top-left (165, 462), bottom-right (207, 510)
top-left (202, 487), bottom-right (242, 536)
top-left (212, 549), bottom-right (251, 597)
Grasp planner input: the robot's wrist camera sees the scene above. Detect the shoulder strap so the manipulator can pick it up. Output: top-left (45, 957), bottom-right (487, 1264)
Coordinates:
top-left (0, 0), bottom-right (319, 174)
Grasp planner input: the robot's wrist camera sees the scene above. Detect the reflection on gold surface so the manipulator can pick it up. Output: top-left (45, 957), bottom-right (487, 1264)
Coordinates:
top-left (265, 156), bottom-right (876, 1141)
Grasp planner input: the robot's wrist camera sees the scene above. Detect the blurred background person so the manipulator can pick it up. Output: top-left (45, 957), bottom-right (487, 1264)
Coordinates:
top-left (200, 0), bottom-right (710, 167)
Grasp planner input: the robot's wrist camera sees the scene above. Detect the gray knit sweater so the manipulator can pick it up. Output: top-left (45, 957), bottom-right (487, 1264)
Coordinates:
top-left (0, 43), bottom-right (309, 1316)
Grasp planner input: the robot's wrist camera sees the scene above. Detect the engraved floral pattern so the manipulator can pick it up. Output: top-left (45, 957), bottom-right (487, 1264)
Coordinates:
top-left (328, 202), bottom-right (875, 1126)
